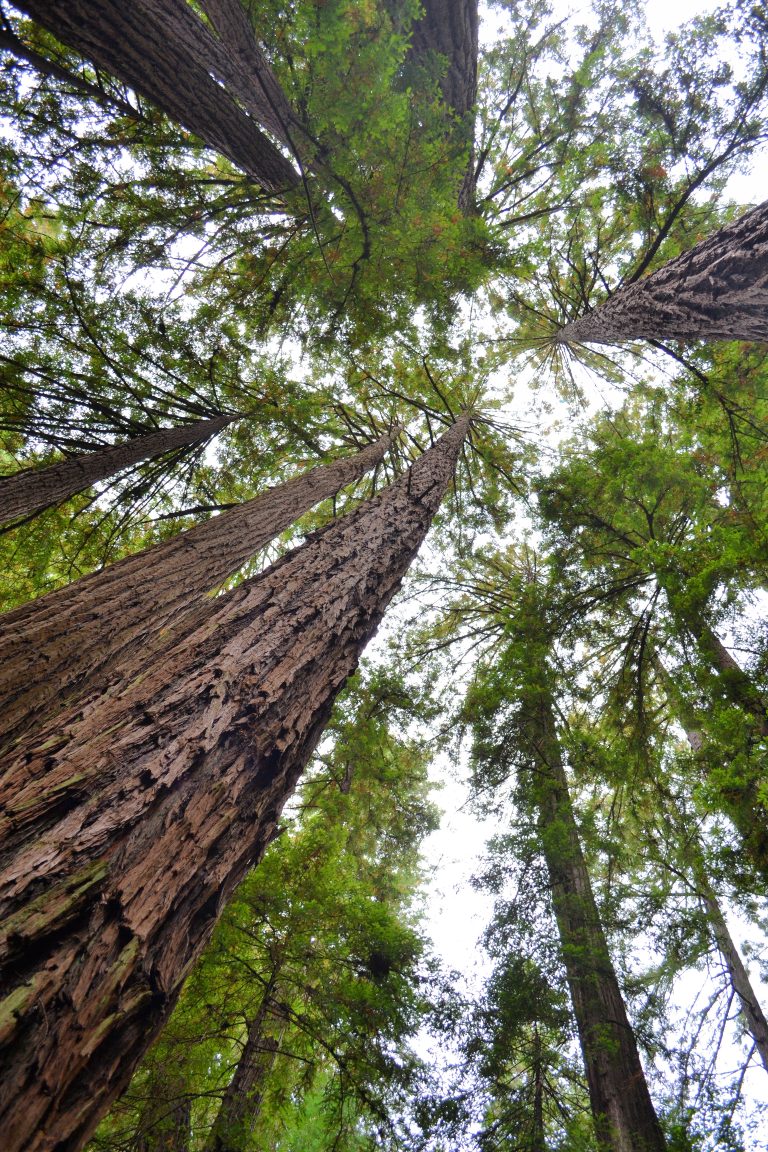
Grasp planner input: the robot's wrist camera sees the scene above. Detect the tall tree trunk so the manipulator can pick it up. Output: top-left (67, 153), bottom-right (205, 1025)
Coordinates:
top-left (556, 200), bottom-right (768, 346)
top-left (0, 432), bottom-right (393, 751)
top-left (650, 675), bottom-right (768, 1074)
top-left (388, 0), bottom-right (479, 210)
top-left (521, 693), bottom-right (667, 1152)
top-left (0, 416), bottom-right (468, 1152)
top-left (658, 605), bottom-right (768, 878)
top-left (693, 859), bottom-right (768, 1074)
top-left (135, 1089), bottom-right (191, 1152)
top-left (203, 981), bottom-right (285, 1152)
top-left (199, 0), bottom-right (301, 151)
top-left (0, 413), bottom-right (232, 527)
top-left (15, 0), bottom-right (299, 190)
top-left (531, 1026), bottom-right (546, 1152)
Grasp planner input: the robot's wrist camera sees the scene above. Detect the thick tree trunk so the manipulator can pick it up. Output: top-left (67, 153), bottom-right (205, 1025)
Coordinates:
top-left (522, 694), bottom-right (667, 1152)
top-left (556, 200), bottom-right (768, 346)
top-left (15, 0), bottom-right (299, 190)
top-left (203, 984), bottom-right (285, 1152)
top-left (0, 432), bottom-right (393, 752)
top-left (0, 416), bottom-right (468, 1152)
top-left (199, 0), bottom-right (300, 150)
top-left (390, 0), bottom-right (479, 210)
top-left (0, 414), bottom-right (231, 527)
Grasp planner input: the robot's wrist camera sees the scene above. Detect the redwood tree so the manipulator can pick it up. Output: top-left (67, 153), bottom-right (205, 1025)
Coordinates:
top-left (459, 571), bottom-right (668, 1152)
top-left (393, 0), bottom-right (479, 209)
top-left (512, 675), bottom-right (667, 1152)
top-left (0, 414), bottom-right (468, 1152)
top-left (555, 199), bottom-right (768, 346)
top-left (13, 0), bottom-right (300, 189)
top-left (0, 430), bottom-right (394, 751)
top-left (0, 413), bottom-right (232, 527)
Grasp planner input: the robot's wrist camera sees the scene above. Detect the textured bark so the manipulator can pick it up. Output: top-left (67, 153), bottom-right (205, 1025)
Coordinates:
top-left (0, 432), bottom-right (392, 753)
top-left (0, 414), bottom-right (231, 527)
top-left (16, 0), bottom-right (299, 190)
top-left (199, 0), bottom-right (300, 149)
top-left (522, 695), bottom-right (667, 1152)
top-left (408, 0), bottom-right (478, 122)
top-left (390, 0), bottom-right (479, 209)
top-left (0, 416), bottom-right (467, 1152)
top-left (556, 200), bottom-right (768, 346)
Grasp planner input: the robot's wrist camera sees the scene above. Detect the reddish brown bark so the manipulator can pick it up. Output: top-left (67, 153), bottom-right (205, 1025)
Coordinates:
top-left (0, 414), bottom-right (231, 527)
top-left (557, 200), bottom-right (768, 346)
top-left (15, 0), bottom-right (299, 190)
top-left (523, 694), bottom-right (667, 1152)
top-left (0, 416), bottom-right (468, 1152)
top-left (0, 432), bottom-right (393, 752)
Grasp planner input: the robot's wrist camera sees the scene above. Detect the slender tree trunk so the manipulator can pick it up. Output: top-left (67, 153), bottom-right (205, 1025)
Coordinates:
top-left (684, 612), bottom-right (768, 739)
top-left (0, 414), bottom-right (232, 527)
top-left (0, 416), bottom-right (468, 1152)
top-left (521, 693), bottom-right (667, 1152)
top-left (204, 985), bottom-right (285, 1152)
top-left (0, 432), bottom-right (393, 752)
top-left (658, 605), bottom-right (768, 878)
top-left (652, 695), bottom-right (768, 1073)
top-left (531, 1026), bottom-right (546, 1152)
top-left (15, 0), bottom-right (299, 190)
top-left (694, 861), bottom-right (768, 1074)
top-left (556, 200), bottom-right (768, 346)
top-left (136, 1090), bottom-right (191, 1152)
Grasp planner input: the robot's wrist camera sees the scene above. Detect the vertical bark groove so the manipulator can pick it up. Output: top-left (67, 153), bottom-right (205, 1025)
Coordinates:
top-left (0, 416), bottom-right (468, 1152)
top-left (15, 0), bottom-right (299, 189)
